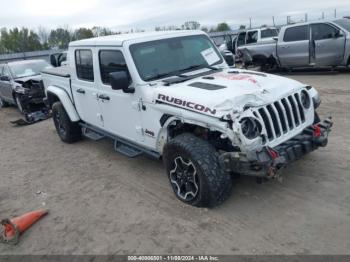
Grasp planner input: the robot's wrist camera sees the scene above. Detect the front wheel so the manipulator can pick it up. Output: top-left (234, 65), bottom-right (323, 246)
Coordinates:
top-left (14, 94), bottom-right (24, 113)
top-left (163, 133), bottom-right (232, 208)
top-left (52, 101), bottom-right (82, 143)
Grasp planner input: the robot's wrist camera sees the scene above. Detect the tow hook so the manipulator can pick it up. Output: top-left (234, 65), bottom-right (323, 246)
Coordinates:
top-left (267, 166), bottom-right (277, 178)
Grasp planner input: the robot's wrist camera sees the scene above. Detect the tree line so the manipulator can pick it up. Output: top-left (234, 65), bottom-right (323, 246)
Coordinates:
top-left (0, 26), bottom-right (115, 54)
top-left (0, 21), bottom-right (239, 54)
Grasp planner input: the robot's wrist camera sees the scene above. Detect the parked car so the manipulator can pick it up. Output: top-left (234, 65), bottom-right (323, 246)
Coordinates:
top-left (0, 59), bottom-right (52, 121)
top-left (42, 31), bottom-right (332, 208)
top-left (237, 19), bottom-right (350, 70)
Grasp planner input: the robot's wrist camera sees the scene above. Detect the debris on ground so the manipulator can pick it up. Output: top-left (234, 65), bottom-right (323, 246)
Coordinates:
top-left (0, 210), bottom-right (49, 245)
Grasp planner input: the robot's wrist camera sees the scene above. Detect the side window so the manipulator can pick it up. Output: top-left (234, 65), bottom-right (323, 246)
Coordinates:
top-left (99, 50), bottom-right (128, 85)
top-left (312, 24), bottom-right (338, 40)
top-left (237, 32), bottom-right (247, 46)
top-left (246, 31), bottom-right (258, 44)
top-left (75, 49), bottom-right (94, 81)
top-left (283, 26), bottom-right (309, 42)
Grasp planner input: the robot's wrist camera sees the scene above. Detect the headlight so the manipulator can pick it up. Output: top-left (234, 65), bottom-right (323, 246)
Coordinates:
top-left (240, 117), bottom-right (261, 139)
top-left (300, 90), bottom-right (311, 109)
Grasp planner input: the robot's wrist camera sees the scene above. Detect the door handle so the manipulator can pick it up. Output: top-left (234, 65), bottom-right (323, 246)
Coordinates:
top-left (98, 94), bottom-right (110, 101)
top-left (76, 88), bottom-right (85, 94)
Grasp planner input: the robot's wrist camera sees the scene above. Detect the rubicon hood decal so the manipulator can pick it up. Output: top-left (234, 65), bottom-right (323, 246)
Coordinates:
top-left (157, 94), bottom-right (217, 115)
top-left (213, 72), bottom-right (260, 86)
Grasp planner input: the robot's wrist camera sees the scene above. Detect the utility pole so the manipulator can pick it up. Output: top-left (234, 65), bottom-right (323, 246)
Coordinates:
top-left (249, 18), bottom-right (252, 29)
top-left (305, 13), bottom-right (308, 22)
top-left (322, 12), bottom-right (325, 19)
top-left (334, 9), bottom-right (337, 18)
top-left (272, 16), bottom-right (275, 27)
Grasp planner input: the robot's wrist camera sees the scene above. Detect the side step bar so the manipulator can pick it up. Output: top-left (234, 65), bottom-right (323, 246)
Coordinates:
top-left (82, 127), bottom-right (105, 141)
top-left (79, 123), bottom-right (160, 159)
top-left (114, 140), bottom-right (142, 158)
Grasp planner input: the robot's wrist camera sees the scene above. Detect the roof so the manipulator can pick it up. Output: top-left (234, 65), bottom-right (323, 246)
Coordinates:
top-left (69, 30), bottom-right (206, 47)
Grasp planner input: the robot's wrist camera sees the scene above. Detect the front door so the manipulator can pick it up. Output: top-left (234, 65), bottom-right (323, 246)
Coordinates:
top-left (96, 49), bottom-right (142, 143)
top-left (311, 23), bottom-right (345, 66)
top-left (278, 25), bottom-right (310, 67)
top-left (0, 66), bottom-right (14, 102)
top-left (71, 48), bottom-right (103, 128)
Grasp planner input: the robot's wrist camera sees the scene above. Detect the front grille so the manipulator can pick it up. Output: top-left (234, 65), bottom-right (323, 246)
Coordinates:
top-left (253, 93), bottom-right (307, 142)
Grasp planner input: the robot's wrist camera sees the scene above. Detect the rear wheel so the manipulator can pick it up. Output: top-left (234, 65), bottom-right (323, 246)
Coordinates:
top-left (52, 101), bottom-right (82, 143)
top-left (163, 133), bottom-right (232, 208)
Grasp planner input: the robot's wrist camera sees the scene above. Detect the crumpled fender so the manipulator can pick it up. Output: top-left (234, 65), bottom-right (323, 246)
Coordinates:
top-left (46, 85), bottom-right (80, 122)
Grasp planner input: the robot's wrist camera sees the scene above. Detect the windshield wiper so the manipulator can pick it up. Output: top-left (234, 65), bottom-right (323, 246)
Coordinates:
top-left (146, 72), bottom-right (180, 81)
top-left (146, 64), bottom-right (219, 82)
top-left (178, 64), bottom-right (219, 75)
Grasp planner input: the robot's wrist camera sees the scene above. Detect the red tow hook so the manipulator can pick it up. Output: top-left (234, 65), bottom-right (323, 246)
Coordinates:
top-left (313, 124), bottom-right (321, 138)
top-left (267, 147), bottom-right (279, 160)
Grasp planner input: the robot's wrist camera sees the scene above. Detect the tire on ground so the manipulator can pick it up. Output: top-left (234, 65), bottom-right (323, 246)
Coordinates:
top-left (52, 101), bottom-right (82, 143)
top-left (14, 94), bottom-right (24, 113)
top-left (163, 133), bottom-right (232, 208)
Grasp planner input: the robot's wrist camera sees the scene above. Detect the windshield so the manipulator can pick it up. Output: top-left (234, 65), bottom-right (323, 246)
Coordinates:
top-left (333, 19), bottom-right (350, 32)
top-left (9, 60), bottom-right (52, 79)
top-left (130, 35), bottom-right (223, 81)
top-left (261, 28), bottom-right (279, 38)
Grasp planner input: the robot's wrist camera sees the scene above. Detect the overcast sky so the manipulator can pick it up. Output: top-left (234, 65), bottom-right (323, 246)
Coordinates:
top-left (0, 0), bottom-right (349, 31)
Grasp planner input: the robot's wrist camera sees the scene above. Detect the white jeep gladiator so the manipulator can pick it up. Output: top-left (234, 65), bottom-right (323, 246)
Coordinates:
top-left (42, 30), bottom-right (332, 207)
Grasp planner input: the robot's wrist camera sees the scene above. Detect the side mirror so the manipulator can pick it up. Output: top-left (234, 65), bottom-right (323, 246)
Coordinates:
top-left (334, 30), bottom-right (343, 38)
top-left (0, 75), bottom-right (10, 81)
top-left (272, 37), bottom-right (278, 41)
top-left (110, 71), bottom-right (135, 94)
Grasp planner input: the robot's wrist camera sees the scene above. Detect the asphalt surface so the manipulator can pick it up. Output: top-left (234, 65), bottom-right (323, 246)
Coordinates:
top-left (0, 72), bottom-right (349, 255)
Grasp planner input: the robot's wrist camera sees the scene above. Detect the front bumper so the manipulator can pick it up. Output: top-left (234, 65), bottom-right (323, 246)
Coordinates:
top-left (220, 117), bottom-right (333, 177)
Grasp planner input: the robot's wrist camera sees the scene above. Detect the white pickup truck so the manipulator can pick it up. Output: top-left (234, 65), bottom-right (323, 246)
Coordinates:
top-left (42, 30), bottom-right (332, 207)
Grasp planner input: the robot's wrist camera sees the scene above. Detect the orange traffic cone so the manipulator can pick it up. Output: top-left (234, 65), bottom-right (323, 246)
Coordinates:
top-left (0, 209), bottom-right (48, 245)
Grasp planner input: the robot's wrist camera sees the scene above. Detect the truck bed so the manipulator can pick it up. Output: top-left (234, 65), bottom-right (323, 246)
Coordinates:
top-left (42, 66), bottom-right (71, 78)
top-left (41, 66), bottom-right (73, 101)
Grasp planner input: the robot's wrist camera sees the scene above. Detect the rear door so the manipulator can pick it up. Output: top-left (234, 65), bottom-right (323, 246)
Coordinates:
top-left (71, 48), bottom-right (103, 128)
top-left (311, 23), bottom-right (345, 66)
top-left (278, 25), bottom-right (310, 67)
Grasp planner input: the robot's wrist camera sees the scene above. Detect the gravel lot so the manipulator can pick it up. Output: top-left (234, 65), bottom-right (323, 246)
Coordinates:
top-left (0, 72), bottom-right (350, 255)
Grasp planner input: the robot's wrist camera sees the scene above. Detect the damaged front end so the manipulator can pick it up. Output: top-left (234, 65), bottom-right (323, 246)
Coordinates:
top-left (11, 79), bottom-right (51, 126)
top-left (218, 89), bottom-right (333, 178)
top-left (220, 118), bottom-right (333, 178)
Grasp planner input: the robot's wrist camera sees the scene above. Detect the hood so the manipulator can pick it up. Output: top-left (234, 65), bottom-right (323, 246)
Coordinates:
top-left (154, 68), bottom-right (306, 118)
top-left (14, 74), bottom-right (42, 84)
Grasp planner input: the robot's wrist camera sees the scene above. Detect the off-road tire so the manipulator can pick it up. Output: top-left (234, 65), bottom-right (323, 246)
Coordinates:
top-left (52, 101), bottom-right (81, 143)
top-left (163, 133), bottom-right (232, 208)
